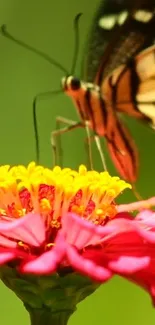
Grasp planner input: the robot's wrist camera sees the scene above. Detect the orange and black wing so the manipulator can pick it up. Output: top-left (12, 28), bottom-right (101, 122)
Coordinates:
top-left (102, 44), bottom-right (155, 183)
top-left (105, 114), bottom-right (139, 182)
top-left (102, 44), bottom-right (155, 128)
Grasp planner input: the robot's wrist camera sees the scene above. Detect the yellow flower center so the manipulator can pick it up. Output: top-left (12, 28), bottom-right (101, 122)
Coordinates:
top-left (0, 162), bottom-right (131, 228)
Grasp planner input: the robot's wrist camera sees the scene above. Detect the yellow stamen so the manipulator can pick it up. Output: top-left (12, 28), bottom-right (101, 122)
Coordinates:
top-left (18, 241), bottom-right (30, 252)
top-left (40, 198), bottom-right (51, 213)
top-left (46, 243), bottom-right (55, 249)
top-left (71, 205), bottom-right (85, 216)
top-left (0, 162), bottom-right (131, 228)
top-left (51, 220), bottom-right (61, 228)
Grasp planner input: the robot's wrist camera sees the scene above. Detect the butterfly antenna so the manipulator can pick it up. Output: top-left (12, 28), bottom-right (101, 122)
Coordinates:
top-left (33, 90), bottom-right (62, 163)
top-left (70, 13), bottom-right (83, 75)
top-left (0, 24), bottom-right (69, 75)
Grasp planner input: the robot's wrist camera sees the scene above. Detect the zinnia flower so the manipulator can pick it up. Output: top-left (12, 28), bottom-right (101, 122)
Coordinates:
top-left (0, 161), bottom-right (131, 325)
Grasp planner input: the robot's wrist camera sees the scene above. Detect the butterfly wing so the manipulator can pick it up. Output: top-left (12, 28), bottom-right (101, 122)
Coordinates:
top-left (82, 0), bottom-right (155, 83)
top-left (101, 44), bottom-right (155, 128)
top-left (105, 114), bottom-right (139, 182)
top-left (134, 45), bottom-right (155, 128)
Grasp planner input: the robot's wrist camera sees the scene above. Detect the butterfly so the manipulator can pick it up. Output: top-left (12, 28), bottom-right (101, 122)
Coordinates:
top-left (78, 0), bottom-right (155, 183)
top-left (1, 0), bottom-right (155, 184)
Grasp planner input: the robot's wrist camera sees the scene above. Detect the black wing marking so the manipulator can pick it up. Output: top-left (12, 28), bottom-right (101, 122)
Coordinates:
top-left (82, 0), bottom-right (155, 83)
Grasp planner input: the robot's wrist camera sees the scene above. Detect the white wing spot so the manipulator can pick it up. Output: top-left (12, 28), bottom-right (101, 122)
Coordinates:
top-left (118, 11), bottom-right (128, 25)
top-left (98, 11), bottom-right (128, 30)
top-left (133, 10), bottom-right (153, 23)
top-left (98, 15), bottom-right (116, 30)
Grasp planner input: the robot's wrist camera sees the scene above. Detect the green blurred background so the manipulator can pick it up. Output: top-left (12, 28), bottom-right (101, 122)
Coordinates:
top-left (0, 0), bottom-right (155, 324)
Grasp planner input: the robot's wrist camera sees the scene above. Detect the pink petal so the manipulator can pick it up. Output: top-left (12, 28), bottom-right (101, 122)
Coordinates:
top-left (0, 234), bottom-right (17, 248)
top-left (62, 213), bottom-right (116, 249)
top-left (66, 244), bottom-right (112, 282)
top-left (0, 246), bottom-right (29, 265)
top-left (136, 210), bottom-right (155, 225)
top-left (0, 213), bottom-right (45, 247)
top-left (108, 256), bottom-right (150, 274)
top-left (137, 227), bottom-right (155, 243)
top-left (131, 210), bottom-right (155, 243)
top-left (0, 250), bottom-right (16, 264)
top-left (97, 218), bottom-right (139, 243)
top-left (21, 232), bottom-right (66, 274)
top-left (99, 217), bottom-right (155, 245)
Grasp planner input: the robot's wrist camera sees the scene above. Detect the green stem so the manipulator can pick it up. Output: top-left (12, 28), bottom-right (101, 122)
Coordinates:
top-left (25, 305), bottom-right (74, 325)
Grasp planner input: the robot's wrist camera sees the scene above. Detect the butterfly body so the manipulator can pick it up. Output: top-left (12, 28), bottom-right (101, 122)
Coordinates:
top-left (62, 74), bottom-right (139, 182)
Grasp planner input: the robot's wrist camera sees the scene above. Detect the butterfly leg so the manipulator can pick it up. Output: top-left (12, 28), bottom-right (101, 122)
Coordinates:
top-left (51, 117), bottom-right (83, 166)
top-left (94, 135), bottom-right (108, 171)
top-left (55, 116), bottom-right (81, 165)
top-left (84, 130), bottom-right (107, 171)
top-left (84, 121), bottom-right (94, 170)
top-left (84, 132), bottom-right (98, 170)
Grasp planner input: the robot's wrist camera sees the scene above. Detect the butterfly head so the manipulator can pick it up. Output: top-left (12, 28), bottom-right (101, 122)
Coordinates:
top-left (62, 76), bottom-right (83, 96)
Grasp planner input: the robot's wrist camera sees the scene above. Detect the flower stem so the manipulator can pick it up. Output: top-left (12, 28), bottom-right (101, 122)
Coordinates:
top-left (25, 305), bottom-right (74, 325)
